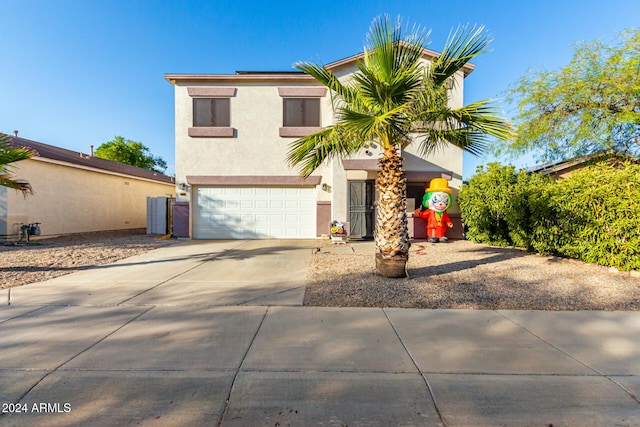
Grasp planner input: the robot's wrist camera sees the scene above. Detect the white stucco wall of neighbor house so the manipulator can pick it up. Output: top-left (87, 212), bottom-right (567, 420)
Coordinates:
top-left (4, 159), bottom-right (175, 238)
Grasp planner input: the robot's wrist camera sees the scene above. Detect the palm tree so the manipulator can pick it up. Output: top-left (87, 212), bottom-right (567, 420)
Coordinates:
top-left (0, 133), bottom-right (34, 196)
top-left (287, 15), bottom-right (513, 278)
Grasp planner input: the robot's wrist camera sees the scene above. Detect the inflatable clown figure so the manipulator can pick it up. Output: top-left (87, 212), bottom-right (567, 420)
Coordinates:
top-left (414, 178), bottom-right (454, 243)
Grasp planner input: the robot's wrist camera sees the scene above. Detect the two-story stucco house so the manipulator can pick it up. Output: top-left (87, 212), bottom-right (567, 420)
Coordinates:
top-left (165, 48), bottom-right (473, 240)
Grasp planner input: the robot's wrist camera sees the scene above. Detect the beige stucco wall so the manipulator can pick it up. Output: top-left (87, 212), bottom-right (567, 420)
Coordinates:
top-left (174, 82), bottom-right (333, 203)
top-left (173, 59), bottom-right (466, 230)
top-left (4, 158), bottom-right (175, 237)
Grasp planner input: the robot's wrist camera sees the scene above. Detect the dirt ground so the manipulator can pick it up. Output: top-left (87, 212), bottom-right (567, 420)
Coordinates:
top-left (3, 232), bottom-right (638, 310)
top-left (1, 230), bottom-right (175, 288)
top-left (304, 239), bottom-right (640, 310)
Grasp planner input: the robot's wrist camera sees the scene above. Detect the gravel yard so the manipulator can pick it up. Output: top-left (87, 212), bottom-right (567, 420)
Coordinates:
top-left (3, 233), bottom-right (638, 310)
top-left (304, 239), bottom-right (640, 310)
top-left (1, 230), bottom-right (175, 288)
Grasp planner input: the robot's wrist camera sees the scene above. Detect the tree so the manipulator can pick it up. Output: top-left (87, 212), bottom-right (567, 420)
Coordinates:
top-left (498, 29), bottom-right (640, 162)
top-left (0, 133), bottom-right (34, 196)
top-left (94, 136), bottom-right (167, 173)
top-left (287, 15), bottom-right (512, 278)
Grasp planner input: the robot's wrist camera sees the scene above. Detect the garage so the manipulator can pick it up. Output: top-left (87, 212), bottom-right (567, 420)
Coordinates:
top-left (193, 186), bottom-right (316, 239)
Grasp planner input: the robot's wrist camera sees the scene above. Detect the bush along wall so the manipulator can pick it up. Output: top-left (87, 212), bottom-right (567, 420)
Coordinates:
top-left (458, 161), bottom-right (640, 271)
top-left (552, 162), bottom-right (640, 270)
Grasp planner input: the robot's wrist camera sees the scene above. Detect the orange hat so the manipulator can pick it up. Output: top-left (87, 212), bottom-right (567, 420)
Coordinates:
top-left (425, 178), bottom-right (452, 194)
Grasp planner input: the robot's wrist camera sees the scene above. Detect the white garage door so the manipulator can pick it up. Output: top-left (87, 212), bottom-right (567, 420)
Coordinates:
top-left (193, 186), bottom-right (316, 239)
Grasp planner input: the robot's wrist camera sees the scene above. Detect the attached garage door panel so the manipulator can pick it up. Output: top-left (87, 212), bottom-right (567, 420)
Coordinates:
top-left (194, 187), bottom-right (316, 239)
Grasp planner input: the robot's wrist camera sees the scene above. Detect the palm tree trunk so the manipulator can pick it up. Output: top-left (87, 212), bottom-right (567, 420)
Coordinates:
top-left (374, 149), bottom-right (409, 278)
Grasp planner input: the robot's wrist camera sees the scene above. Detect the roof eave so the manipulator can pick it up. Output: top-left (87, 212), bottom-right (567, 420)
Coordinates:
top-left (164, 73), bottom-right (318, 85)
top-left (323, 48), bottom-right (476, 77)
top-left (6, 135), bottom-right (174, 184)
top-left (165, 47), bottom-right (477, 86)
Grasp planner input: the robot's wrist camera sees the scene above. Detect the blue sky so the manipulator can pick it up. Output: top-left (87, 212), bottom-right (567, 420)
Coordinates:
top-left (2, 0), bottom-right (638, 178)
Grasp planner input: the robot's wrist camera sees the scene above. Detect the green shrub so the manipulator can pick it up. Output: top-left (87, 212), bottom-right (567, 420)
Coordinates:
top-left (505, 168), bottom-right (556, 253)
top-left (552, 162), bottom-right (640, 270)
top-left (458, 163), bottom-right (556, 250)
top-left (458, 163), bottom-right (516, 246)
top-left (458, 161), bottom-right (640, 270)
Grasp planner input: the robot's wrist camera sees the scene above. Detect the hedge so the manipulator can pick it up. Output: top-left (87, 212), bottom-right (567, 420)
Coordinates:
top-left (458, 161), bottom-right (640, 271)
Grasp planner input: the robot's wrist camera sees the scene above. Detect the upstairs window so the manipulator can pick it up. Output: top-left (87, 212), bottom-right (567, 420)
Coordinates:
top-left (283, 98), bottom-right (320, 127)
top-left (278, 87), bottom-right (325, 137)
top-left (187, 87), bottom-right (235, 138)
top-left (193, 98), bottom-right (231, 127)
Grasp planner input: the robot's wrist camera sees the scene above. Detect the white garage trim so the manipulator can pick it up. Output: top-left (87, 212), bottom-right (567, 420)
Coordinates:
top-left (193, 186), bottom-right (316, 239)
top-left (186, 175), bottom-right (321, 186)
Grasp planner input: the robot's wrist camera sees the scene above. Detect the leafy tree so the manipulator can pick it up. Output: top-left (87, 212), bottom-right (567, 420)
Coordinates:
top-left (0, 133), bottom-right (34, 196)
top-left (499, 29), bottom-right (640, 162)
top-left (95, 136), bottom-right (167, 173)
top-left (287, 15), bottom-right (512, 278)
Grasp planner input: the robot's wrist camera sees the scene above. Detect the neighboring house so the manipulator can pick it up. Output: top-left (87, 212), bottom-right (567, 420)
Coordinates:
top-left (1, 135), bottom-right (175, 240)
top-left (529, 150), bottom-right (637, 179)
top-left (165, 48), bottom-right (473, 239)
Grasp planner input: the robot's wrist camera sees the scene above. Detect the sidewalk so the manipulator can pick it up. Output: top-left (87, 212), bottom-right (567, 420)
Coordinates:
top-left (1, 240), bottom-right (639, 426)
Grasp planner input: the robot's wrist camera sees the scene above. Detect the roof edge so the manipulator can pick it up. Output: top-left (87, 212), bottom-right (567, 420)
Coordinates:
top-left (324, 48), bottom-right (475, 76)
top-left (5, 134), bottom-right (174, 184)
top-left (164, 73), bottom-right (317, 85)
top-left (165, 47), bottom-right (476, 85)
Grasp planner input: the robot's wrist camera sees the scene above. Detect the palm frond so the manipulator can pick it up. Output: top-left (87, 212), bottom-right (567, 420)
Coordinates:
top-left (339, 103), bottom-right (413, 139)
top-left (363, 15), bottom-right (399, 83)
top-left (444, 100), bottom-right (514, 140)
top-left (0, 174), bottom-right (33, 195)
top-left (431, 25), bottom-right (491, 86)
top-left (286, 125), bottom-right (367, 177)
top-left (415, 127), bottom-right (488, 157)
top-left (0, 133), bottom-right (35, 196)
top-left (364, 15), bottom-right (430, 82)
top-left (287, 15), bottom-right (510, 177)
top-left (0, 134), bottom-right (34, 166)
top-left (413, 100), bottom-right (513, 156)
top-left (348, 16), bottom-right (429, 120)
top-left (0, 146), bottom-right (33, 166)
top-left (294, 61), bottom-right (358, 106)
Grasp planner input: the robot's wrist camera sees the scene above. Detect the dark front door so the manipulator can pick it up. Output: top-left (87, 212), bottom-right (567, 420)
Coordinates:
top-left (348, 180), bottom-right (375, 239)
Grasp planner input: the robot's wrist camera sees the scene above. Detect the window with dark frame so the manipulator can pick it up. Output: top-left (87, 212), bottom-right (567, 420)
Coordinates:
top-left (407, 182), bottom-right (428, 212)
top-left (193, 98), bottom-right (231, 127)
top-left (283, 98), bottom-right (320, 127)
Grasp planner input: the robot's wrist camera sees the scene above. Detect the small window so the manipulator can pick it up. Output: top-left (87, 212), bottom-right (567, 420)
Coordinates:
top-left (193, 98), bottom-right (230, 127)
top-left (283, 98), bottom-right (320, 127)
top-left (407, 182), bottom-right (427, 212)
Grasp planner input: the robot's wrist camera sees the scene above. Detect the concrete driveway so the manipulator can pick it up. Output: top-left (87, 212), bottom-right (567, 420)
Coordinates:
top-left (1, 239), bottom-right (639, 426)
top-left (8, 239), bottom-right (313, 307)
